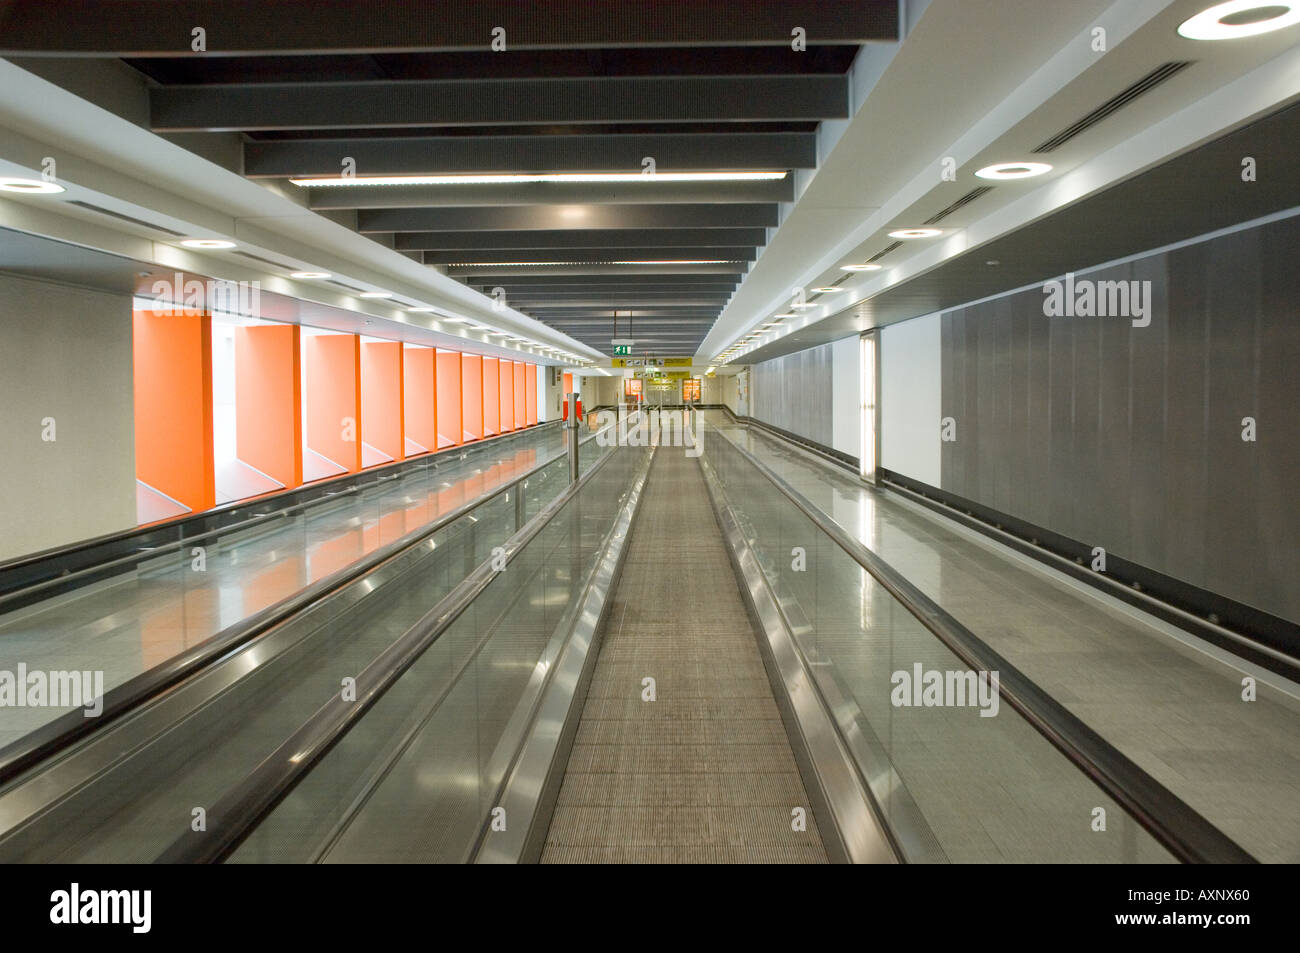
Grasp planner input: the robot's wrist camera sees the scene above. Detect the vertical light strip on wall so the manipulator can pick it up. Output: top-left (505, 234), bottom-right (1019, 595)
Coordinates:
top-left (860, 331), bottom-right (878, 484)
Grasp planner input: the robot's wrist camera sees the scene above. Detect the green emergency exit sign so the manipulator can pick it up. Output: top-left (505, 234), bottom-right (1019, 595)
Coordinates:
top-left (613, 345), bottom-right (632, 355)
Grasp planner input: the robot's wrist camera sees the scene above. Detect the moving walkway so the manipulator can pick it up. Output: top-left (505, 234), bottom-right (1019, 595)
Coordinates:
top-left (0, 411), bottom-right (1257, 863)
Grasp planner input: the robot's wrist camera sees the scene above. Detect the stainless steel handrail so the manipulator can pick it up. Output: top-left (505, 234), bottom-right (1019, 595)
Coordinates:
top-left (0, 417), bottom-right (622, 786)
top-left (710, 425), bottom-right (1256, 865)
top-left (156, 420), bottom-right (642, 863)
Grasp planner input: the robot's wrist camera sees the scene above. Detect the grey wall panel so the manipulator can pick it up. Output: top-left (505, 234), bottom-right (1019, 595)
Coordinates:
top-left (1005, 297), bottom-right (1030, 521)
top-left (1072, 285), bottom-right (1103, 552)
top-left (1025, 296), bottom-right (1052, 529)
top-left (1204, 228), bottom-right (1261, 613)
top-left (975, 305), bottom-right (996, 506)
top-left (936, 212), bottom-right (1300, 624)
top-left (991, 296), bottom-right (1013, 515)
top-left (1047, 308), bottom-right (1076, 539)
top-left (1162, 242), bottom-right (1210, 591)
top-left (751, 339), bottom-right (834, 449)
top-left (1127, 254), bottom-right (1169, 572)
top-left (1255, 215), bottom-right (1300, 621)
top-left (1097, 263), bottom-right (1133, 557)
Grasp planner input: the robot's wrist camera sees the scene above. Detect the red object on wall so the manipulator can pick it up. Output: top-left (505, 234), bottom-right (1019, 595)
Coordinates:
top-left (435, 349), bottom-right (462, 448)
top-left (303, 333), bottom-right (362, 474)
top-left (402, 345), bottom-right (436, 456)
top-left (461, 353), bottom-right (483, 442)
top-left (234, 324), bottom-right (302, 490)
top-left (133, 307), bottom-right (215, 513)
top-left (361, 340), bottom-right (404, 466)
top-left (513, 360), bottom-right (526, 430)
top-left (500, 359), bottom-right (515, 432)
top-left (482, 356), bottom-right (500, 437)
top-left (524, 363), bottom-right (537, 425)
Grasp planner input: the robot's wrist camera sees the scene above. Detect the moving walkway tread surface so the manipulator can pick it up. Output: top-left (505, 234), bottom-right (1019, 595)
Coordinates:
top-left (540, 449), bottom-right (827, 863)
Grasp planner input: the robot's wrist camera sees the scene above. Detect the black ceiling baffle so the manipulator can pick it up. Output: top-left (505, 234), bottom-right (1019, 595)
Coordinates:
top-left (108, 0), bottom-right (895, 358)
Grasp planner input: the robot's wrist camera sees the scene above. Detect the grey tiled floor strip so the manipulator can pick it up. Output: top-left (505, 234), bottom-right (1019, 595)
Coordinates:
top-left (541, 449), bottom-right (828, 864)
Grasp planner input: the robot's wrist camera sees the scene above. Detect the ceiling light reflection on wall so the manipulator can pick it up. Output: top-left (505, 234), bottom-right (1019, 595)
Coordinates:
top-left (1178, 1), bottom-right (1300, 39)
top-left (811, 287), bottom-right (848, 294)
top-left (290, 271), bottom-right (331, 279)
top-left (0, 177), bottom-right (65, 194)
top-left (359, 291), bottom-right (393, 299)
top-left (181, 238), bottom-right (237, 249)
top-left (887, 228), bottom-right (943, 239)
top-left (841, 263), bottom-right (882, 272)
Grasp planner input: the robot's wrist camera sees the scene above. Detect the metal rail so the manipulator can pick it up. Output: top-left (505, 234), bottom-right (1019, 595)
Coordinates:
top-left (156, 417), bottom-right (641, 863)
top-left (0, 422), bottom-right (560, 607)
top-left (712, 426), bottom-right (1256, 865)
top-left (0, 419), bottom-right (610, 786)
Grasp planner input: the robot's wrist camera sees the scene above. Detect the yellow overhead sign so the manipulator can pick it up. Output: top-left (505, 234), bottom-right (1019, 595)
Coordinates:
top-left (612, 357), bottom-right (693, 368)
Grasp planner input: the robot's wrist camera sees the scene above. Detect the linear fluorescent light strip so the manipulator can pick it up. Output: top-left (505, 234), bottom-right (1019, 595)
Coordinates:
top-left (446, 260), bottom-right (737, 267)
top-left (291, 172), bottom-right (788, 187)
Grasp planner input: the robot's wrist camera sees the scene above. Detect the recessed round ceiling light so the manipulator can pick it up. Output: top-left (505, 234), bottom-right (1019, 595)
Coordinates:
top-left (290, 271), bottom-right (331, 279)
top-left (359, 291), bottom-right (393, 299)
top-left (811, 286), bottom-right (847, 294)
top-left (841, 263), bottom-right (882, 272)
top-left (974, 161), bottom-right (1053, 180)
top-left (0, 177), bottom-right (65, 194)
top-left (1178, 1), bottom-right (1300, 39)
top-left (181, 238), bottom-right (237, 249)
top-left (888, 228), bottom-right (943, 239)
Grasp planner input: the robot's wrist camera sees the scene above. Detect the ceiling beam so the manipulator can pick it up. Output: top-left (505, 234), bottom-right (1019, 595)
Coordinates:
top-left (151, 76), bottom-right (849, 131)
top-left (421, 247), bottom-right (756, 265)
top-left (249, 133), bottom-right (815, 178)
top-left (394, 228), bottom-right (768, 251)
top-left (364, 204), bottom-right (778, 232)
top-left (303, 177), bottom-right (797, 208)
top-left (0, 1), bottom-right (897, 55)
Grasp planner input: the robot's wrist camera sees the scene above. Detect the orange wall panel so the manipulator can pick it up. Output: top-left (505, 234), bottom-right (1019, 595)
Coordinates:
top-left (525, 363), bottom-right (537, 425)
top-left (234, 324), bottom-right (302, 490)
top-left (133, 308), bottom-right (215, 513)
top-left (461, 353), bottom-right (483, 442)
top-left (513, 361), bottom-right (526, 429)
top-left (435, 349), bottom-right (462, 448)
top-left (402, 345), bottom-right (436, 455)
top-left (500, 359), bottom-right (515, 432)
top-left (361, 340), bottom-right (404, 464)
top-left (482, 356), bottom-right (500, 437)
top-left (304, 333), bottom-right (362, 473)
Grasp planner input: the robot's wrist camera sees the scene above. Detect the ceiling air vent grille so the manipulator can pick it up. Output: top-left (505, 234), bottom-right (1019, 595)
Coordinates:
top-left (235, 250), bottom-right (297, 270)
top-left (1033, 61), bottom-right (1193, 153)
top-left (867, 241), bottom-right (902, 263)
top-left (66, 200), bottom-right (185, 236)
top-left (923, 186), bottom-right (993, 225)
